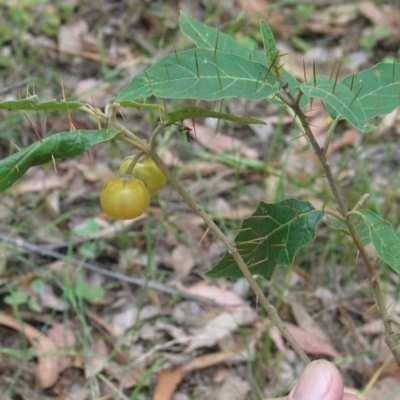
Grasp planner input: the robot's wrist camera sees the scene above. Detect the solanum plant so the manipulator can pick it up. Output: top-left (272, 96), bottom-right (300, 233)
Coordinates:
top-left (1, 12), bottom-right (400, 367)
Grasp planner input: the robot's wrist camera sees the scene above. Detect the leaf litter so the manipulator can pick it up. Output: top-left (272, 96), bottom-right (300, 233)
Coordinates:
top-left (0, 0), bottom-right (400, 399)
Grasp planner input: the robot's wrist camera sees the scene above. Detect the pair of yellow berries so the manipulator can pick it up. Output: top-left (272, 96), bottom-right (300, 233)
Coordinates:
top-left (100, 156), bottom-right (166, 220)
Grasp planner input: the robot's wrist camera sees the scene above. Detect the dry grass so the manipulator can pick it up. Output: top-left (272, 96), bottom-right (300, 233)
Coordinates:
top-left (0, 1), bottom-right (400, 399)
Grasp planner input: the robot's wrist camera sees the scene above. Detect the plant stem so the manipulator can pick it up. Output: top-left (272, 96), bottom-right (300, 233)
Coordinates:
top-left (95, 110), bottom-right (311, 365)
top-left (124, 152), bottom-right (143, 175)
top-left (285, 95), bottom-right (400, 366)
top-left (148, 146), bottom-right (311, 365)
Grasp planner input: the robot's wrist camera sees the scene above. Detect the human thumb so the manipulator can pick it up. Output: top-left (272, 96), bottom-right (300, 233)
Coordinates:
top-left (289, 360), bottom-right (344, 400)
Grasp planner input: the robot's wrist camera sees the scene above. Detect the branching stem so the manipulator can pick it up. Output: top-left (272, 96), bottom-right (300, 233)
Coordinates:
top-left (93, 108), bottom-right (311, 365)
top-left (84, 88), bottom-right (400, 367)
top-left (148, 142), bottom-right (311, 365)
top-left (279, 89), bottom-right (400, 366)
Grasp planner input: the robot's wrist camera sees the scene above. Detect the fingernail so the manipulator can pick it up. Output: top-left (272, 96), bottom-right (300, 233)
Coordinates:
top-left (290, 360), bottom-right (335, 400)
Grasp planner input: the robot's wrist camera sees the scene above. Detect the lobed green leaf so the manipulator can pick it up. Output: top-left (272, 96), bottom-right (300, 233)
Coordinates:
top-left (116, 48), bottom-right (279, 102)
top-left (353, 209), bottom-right (400, 274)
top-left (207, 199), bottom-right (325, 279)
top-left (117, 13), bottom-right (303, 106)
top-left (260, 20), bottom-right (279, 69)
top-left (300, 76), bottom-right (373, 132)
top-left (0, 129), bottom-right (116, 192)
top-left (179, 11), bottom-right (267, 63)
top-left (340, 62), bottom-right (400, 121)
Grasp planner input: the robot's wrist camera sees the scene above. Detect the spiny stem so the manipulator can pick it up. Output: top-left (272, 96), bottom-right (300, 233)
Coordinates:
top-left (278, 88), bottom-right (400, 366)
top-left (323, 116), bottom-right (340, 153)
top-left (148, 144), bottom-right (311, 365)
top-left (324, 208), bottom-right (346, 222)
top-left (101, 114), bottom-right (311, 365)
top-left (82, 107), bottom-right (311, 364)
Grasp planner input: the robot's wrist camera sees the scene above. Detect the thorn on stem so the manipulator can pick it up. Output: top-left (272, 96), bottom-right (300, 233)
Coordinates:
top-left (174, 46), bottom-right (180, 65)
top-left (195, 51), bottom-right (200, 78)
top-left (302, 58), bottom-right (307, 82)
top-left (348, 86), bottom-right (363, 108)
top-left (312, 59), bottom-right (317, 86)
top-left (213, 30), bottom-right (219, 62)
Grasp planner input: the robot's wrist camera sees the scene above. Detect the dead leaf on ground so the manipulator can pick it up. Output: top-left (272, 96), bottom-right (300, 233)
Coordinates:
top-left (365, 376), bottom-right (400, 400)
top-left (179, 160), bottom-right (231, 178)
top-left (183, 351), bottom-right (238, 372)
top-left (214, 370), bottom-right (251, 400)
top-left (311, 4), bottom-right (359, 27)
top-left (47, 322), bottom-right (76, 373)
top-left (105, 361), bottom-right (143, 389)
top-left (12, 167), bottom-right (75, 195)
top-left (58, 19), bottom-right (90, 53)
top-left (237, 0), bottom-right (290, 38)
top-left (107, 301), bottom-right (160, 336)
top-left (190, 123), bottom-right (258, 159)
top-left (74, 78), bottom-right (111, 105)
top-left (271, 322), bottom-right (340, 358)
top-left (356, 319), bottom-right (385, 335)
top-left (185, 309), bottom-right (257, 353)
top-left (326, 129), bottom-right (359, 156)
top-left (168, 244), bottom-right (196, 281)
top-left (0, 312), bottom-right (59, 388)
top-left (61, 387), bottom-right (90, 400)
top-left (184, 282), bottom-right (249, 311)
top-left (153, 368), bottom-right (184, 400)
top-left (34, 282), bottom-right (69, 311)
top-left (289, 298), bottom-right (333, 344)
top-left (359, 2), bottom-right (400, 44)
top-left (84, 339), bottom-right (108, 378)
top-left (212, 197), bottom-right (254, 221)
top-left (154, 350), bottom-right (252, 400)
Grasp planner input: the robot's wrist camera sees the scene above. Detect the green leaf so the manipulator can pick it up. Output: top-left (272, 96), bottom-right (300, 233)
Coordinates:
top-left (75, 280), bottom-right (104, 301)
top-left (207, 199), bottom-right (325, 279)
top-left (327, 213), bottom-right (372, 245)
top-left (165, 106), bottom-right (266, 125)
top-left (258, 20), bottom-right (306, 107)
top-left (117, 14), bottom-right (302, 105)
top-left (0, 95), bottom-right (84, 111)
top-left (4, 291), bottom-right (29, 306)
top-left (179, 11), bottom-right (267, 63)
top-left (0, 129), bottom-right (116, 192)
top-left (354, 209), bottom-right (400, 274)
top-left (260, 20), bottom-right (279, 70)
top-left (179, 12), bottom-right (303, 104)
top-left (116, 48), bottom-right (279, 102)
top-left (181, 12), bottom-right (303, 106)
top-left (73, 218), bottom-right (103, 235)
top-left (340, 62), bottom-right (400, 121)
top-left (300, 76), bottom-right (373, 132)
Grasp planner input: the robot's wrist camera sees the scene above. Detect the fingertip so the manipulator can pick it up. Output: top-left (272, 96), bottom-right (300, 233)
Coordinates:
top-left (290, 360), bottom-right (344, 400)
top-left (343, 394), bottom-right (361, 400)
